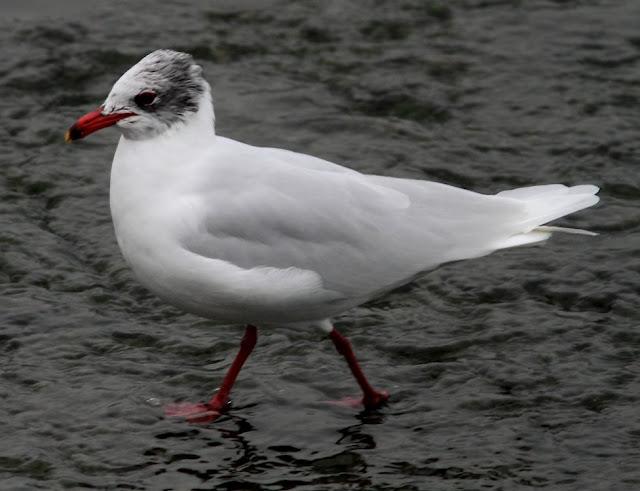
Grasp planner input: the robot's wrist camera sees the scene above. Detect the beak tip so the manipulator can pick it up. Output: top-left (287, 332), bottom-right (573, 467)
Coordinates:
top-left (65, 125), bottom-right (82, 143)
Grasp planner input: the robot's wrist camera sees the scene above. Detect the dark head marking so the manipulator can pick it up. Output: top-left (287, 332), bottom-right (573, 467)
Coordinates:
top-left (104, 49), bottom-right (212, 140)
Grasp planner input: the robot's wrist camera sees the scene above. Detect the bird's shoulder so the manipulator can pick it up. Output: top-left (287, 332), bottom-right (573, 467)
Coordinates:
top-left (189, 136), bottom-right (409, 209)
top-left (196, 136), bottom-right (357, 180)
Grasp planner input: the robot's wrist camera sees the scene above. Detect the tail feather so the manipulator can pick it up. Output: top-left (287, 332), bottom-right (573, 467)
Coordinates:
top-left (494, 184), bottom-right (599, 250)
top-left (534, 225), bottom-right (598, 237)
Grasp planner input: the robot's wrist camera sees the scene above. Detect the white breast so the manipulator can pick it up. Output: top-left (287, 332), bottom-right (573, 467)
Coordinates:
top-left (109, 134), bottom-right (350, 325)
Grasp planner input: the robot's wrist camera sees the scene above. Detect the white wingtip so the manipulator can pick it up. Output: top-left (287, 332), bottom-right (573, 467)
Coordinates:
top-left (534, 225), bottom-right (598, 237)
top-left (493, 184), bottom-right (599, 251)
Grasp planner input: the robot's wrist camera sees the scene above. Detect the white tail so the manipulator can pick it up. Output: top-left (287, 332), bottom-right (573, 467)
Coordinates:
top-left (494, 184), bottom-right (599, 250)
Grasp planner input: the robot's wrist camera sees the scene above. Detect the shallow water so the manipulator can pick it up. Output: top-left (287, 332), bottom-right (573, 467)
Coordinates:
top-left (1, 0), bottom-right (639, 489)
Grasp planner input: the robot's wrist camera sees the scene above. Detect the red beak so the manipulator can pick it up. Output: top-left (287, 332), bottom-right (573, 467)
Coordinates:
top-left (65, 107), bottom-right (136, 142)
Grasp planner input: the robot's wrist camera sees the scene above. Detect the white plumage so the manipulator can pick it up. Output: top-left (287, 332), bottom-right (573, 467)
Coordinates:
top-left (109, 119), bottom-right (598, 325)
top-left (63, 50), bottom-right (600, 329)
top-left (67, 49), bottom-right (600, 419)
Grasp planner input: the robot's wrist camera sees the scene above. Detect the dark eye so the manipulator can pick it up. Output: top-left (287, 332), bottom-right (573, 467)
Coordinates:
top-left (134, 90), bottom-right (157, 108)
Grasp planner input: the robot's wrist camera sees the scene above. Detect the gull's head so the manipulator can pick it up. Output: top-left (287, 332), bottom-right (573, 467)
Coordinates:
top-left (66, 49), bottom-right (212, 142)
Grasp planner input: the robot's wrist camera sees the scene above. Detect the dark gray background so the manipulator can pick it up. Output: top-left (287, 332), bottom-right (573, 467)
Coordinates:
top-left (1, 1), bottom-right (638, 489)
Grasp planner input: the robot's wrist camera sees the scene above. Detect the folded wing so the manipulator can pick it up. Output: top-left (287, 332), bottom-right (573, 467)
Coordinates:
top-left (181, 139), bottom-right (598, 304)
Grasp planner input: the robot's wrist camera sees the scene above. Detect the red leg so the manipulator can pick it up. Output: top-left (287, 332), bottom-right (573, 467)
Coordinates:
top-left (329, 327), bottom-right (389, 409)
top-left (165, 325), bottom-right (258, 423)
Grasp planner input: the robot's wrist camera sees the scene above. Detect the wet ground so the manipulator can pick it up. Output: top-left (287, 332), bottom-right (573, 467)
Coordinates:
top-left (1, 0), bottom-right (639, 489)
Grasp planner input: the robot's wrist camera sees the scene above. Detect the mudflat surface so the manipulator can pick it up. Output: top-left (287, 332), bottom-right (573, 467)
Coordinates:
top-left (1, 1), bottom-right (639, 489)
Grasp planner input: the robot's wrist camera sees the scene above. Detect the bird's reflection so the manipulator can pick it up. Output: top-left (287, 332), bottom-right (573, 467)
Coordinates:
top-left (212, 408), bottom-right (264, 472)
top-left (151, 400), bottom-right (395, 487)
top-left (336, 422), bottom-right (377, 450)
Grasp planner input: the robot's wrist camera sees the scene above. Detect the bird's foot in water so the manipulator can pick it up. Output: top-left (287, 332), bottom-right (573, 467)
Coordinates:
top-left (164, 325), bottom-right (257, 424)
top-left (326, 389), bottom-right (389, 410)
top-left (164, 401), bottom-right (225, 424)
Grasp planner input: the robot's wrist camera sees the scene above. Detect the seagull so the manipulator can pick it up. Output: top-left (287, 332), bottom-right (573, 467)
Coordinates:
top-left (66, 50), bottom-right (599, 423)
